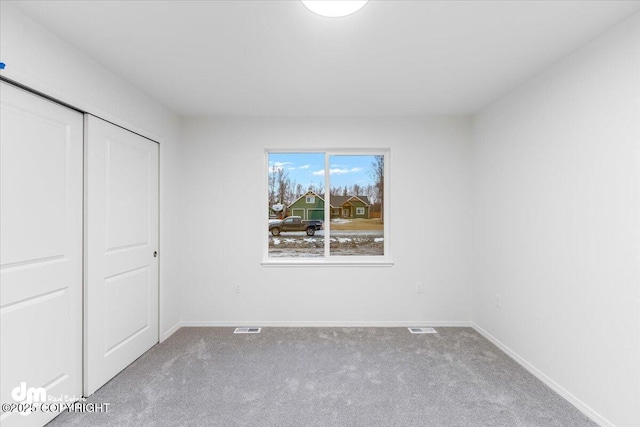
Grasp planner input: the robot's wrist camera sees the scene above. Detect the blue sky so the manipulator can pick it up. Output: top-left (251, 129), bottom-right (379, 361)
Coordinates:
top-left (268, 153), bottom-right (376, 189)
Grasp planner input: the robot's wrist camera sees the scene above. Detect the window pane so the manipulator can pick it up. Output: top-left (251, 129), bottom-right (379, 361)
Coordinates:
top-left (328, 155), bottom-right (384, 256)
top-left (268, 153), bottom-right (325, 258)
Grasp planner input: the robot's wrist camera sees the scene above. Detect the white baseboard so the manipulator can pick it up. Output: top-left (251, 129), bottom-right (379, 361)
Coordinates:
top-left (178, 320), bottom-right (472, 328)
top-left (471, 322), bottom-right (612, 427)
top-left (160, 321), bottom-right (182, 342)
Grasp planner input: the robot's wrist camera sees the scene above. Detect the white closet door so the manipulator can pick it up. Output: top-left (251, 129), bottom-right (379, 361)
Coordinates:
top-left (1, 82), bottom-right (83, 426)
top-left (84, 115), bottom-right (159, 396)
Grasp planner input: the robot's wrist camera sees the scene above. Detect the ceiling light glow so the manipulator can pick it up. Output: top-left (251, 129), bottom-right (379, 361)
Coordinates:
top-left (301, 0), bottom-right (369, 18)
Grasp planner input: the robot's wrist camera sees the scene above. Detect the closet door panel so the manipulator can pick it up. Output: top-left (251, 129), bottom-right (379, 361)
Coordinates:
top-left (0, 81), bottom-right (83, 427)
top-left (84, 115), bottom-right (159, 396)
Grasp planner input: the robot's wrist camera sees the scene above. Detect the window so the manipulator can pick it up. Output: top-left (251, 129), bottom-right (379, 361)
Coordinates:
top-left (266, 150), bottom-right (389, 264)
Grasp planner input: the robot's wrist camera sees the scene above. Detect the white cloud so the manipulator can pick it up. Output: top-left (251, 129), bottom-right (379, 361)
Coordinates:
top-left (313, 167), bottom-right (363, 176)
top-left (298, 164), bottom-right (311, 170)
top-left (269, 161), bottom-right (292, 173)
top-left (331, 167), bottom-right (363, 175)
top-left (274, 161), bottom-right (292, 167)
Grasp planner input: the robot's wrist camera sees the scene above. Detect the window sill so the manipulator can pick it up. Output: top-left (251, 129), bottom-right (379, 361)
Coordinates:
top-left (261, 259), bottom-right (394, 267)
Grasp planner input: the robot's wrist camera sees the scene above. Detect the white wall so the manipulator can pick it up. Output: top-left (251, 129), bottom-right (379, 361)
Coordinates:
top-left (0, 3), bottom-right (183, 339)
top-left (179, 117), bottom-right (473, 325)
top-left (7, 1), bottom-right (637, 423)
top-left (472, 12), bottom-right (640, 427)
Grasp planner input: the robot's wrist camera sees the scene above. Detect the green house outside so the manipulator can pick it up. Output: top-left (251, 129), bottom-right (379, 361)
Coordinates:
top-left (288, 191), bottom-right (325, 221)
top-left (329, 195), bottom-right (371, 219)
top-left (344, 196), bottom-right (369, 219)
top-left (287, 192), bottom-right (371, 220)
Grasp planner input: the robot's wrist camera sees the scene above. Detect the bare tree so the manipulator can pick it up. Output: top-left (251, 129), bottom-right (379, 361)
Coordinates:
top-left (364, 184), bottom-right (376, 204)
top-left (370, 155), bottom-right (384, 223)
top-left (285, 177), bottom-right (295, 205)
top-left (275, 168), bottom-right (290, 204)
top-left (268, 166), bottom-right (277, 209)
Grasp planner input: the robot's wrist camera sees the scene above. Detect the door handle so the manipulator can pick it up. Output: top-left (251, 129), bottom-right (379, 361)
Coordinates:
top-left (153, 251), bottom-right (158, 258)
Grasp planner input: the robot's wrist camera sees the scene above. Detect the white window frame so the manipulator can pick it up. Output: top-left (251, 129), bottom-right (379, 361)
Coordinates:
top-left (356, 207), bottom-right (365, 215)
top-left (306, 195), bottom-right (315, 204)
top-left (263, 149), bottom-right (391, 266)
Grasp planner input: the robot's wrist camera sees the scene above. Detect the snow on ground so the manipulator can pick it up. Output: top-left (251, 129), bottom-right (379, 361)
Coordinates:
top-left (331, 219), bottom-right (352, 224)
top-left (268, 231), bottom-right (384, 257)
top-left (269, 232), bottom-right (384, 258)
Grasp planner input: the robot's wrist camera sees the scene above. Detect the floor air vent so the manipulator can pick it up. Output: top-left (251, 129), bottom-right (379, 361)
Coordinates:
top-left (234, 327), bottom-right (261, 334)
top-left (408, 327), bottom-right (437, 334)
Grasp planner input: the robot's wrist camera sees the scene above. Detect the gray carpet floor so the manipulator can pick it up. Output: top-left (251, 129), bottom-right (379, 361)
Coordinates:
top-left (48, 327), bottom-right (596, 426)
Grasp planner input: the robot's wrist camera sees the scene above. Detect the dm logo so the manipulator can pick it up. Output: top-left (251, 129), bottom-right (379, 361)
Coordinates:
top-left (10, 382), bottom-right (46, 416)
top-left (12, 381), bottom-right (46, 404)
